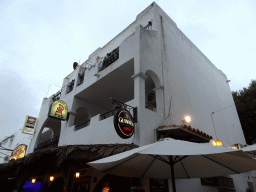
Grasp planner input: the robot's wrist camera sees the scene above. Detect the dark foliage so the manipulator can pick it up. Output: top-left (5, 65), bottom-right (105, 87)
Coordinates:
top-left (232, 80), bottom-right (256, 144)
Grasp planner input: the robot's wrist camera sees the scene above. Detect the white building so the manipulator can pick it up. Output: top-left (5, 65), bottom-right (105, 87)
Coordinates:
top-left (5, 2), bottom-right (255, 192)
top-left (0, 129), bottom-right (33, 164)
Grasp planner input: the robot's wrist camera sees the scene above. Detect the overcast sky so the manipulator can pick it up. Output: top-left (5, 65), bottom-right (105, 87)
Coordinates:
top-left (0, 0), bottom-right (255, 140)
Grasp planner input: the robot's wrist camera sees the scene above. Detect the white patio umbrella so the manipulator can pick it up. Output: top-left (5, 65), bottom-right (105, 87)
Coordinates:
top-left (242, 144), bottom-right (256, 158)
top-left (88, 139), bottom-right (256, 192)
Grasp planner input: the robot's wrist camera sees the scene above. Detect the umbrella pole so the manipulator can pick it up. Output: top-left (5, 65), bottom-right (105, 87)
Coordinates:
top-left (168, 155), bottom-right (176, 192)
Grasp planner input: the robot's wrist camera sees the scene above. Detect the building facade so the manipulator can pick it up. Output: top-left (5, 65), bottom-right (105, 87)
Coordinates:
top-left (0, 129), bottom-right (33, 164)
top-left (21, 2), bottom-right (256, 192)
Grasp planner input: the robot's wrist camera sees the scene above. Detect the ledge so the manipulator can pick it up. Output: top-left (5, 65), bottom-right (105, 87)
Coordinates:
top-left (131, 72), bottom-right (148, 79)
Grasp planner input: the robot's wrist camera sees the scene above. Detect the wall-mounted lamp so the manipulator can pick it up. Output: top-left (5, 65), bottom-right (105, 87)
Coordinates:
top-left (50, 176), bottom-right (54, 181)
top-left (32, 179), bottom-right (36, 184)
top-left (76, 172), bottom-right (80, 178)
top-left (183, 116), bottom-right (191, 124)
top-left (102, 182), bottom-right (110, 192)
top-left (229, 144), bottom-right (241, 149)
top-left (215, 139), bottom-right (223, 147)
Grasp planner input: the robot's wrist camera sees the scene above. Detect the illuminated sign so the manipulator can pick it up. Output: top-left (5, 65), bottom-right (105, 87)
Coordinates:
top-left (114, 108), bottom-right (134, 139)
top-left (22, 116), bottom-right (37, 135)
top-left (9, 144), bottom-right (27, 161)
top-left (48, 100), bottom-right (68, 121)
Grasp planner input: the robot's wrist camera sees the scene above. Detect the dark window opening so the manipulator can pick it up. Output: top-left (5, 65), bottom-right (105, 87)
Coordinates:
top-left (67, 79), bottom-right (75, 93)
top-left (78, 72), bottom-right (85, 86)
top-left (145, 76), bottom-right (156, 112)
top-left (74, 107), bottom-right (90, 131)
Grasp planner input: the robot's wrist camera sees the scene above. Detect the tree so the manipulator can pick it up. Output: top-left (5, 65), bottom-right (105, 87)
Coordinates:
top-left (232, 80), bottom-right (256, 144)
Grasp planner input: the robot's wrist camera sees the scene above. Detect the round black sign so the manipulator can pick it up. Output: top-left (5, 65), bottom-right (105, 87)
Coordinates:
top-left (114, 108), bottom-right (134, 139)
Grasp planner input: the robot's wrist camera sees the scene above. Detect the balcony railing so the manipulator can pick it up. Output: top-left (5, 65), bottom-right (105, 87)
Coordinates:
top-left (52, 90), bottom-right (61, 101)
top-left (35, 135), bottom-right (60, 151)
top-left (99, 47), bottom-right (119, 72)
top-left (75, 120), bottom-right (90, 131)
top-left (100, 109), bottom-right (118, 120)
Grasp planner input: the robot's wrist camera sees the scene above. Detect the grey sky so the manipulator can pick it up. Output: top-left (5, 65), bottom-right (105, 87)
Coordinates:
top-left (0, 0), bottom-right (255, 140)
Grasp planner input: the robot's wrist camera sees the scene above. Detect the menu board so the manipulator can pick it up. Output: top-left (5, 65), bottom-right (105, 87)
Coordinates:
top-left (22, 116), bottom-right (37, 134)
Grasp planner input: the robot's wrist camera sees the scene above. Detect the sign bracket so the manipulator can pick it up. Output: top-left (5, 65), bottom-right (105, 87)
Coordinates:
top-left (110, 98), bottom-right (137, 123)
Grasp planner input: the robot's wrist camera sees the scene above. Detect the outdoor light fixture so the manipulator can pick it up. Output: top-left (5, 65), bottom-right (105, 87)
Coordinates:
top-left (183, 116), bottom-right (191, 123)
top-left (229, 146), bottom-right (238, 149)
top-left (209, 139), bottom-right (216, 146)
top-left (76, 172), bottom-right (80, 178)
top-left (215, 139), bottom-right (223, 147)
top-left (50, 176), bottom-right (54, 181)
top-left (102, 182), bottom-right (110, 192)
top-left (229, 144), bottom-right (241, 149)
top-left (32, 179), bottom-right (36, 184)
top-left (210, 139), bottom-right (222, 147)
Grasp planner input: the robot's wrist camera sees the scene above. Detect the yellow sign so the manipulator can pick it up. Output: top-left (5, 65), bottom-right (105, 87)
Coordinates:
top-left (22, 116), bottom-right (37, 135)
top-left (48, 100), bottom-right (68, 120)
top-left (9, 144), bottom-right (27, 161)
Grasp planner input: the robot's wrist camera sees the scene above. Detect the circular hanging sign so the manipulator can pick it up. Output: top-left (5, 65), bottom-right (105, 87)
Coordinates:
top-left (114, 108), bottom-right (134, 139)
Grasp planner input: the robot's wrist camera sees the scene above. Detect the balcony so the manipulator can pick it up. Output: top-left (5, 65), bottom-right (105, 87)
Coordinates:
top-left (75, 119), bottom-right (90, 131)
top-left (98, 47), bottom-right (119, 72)
top-left (35, 135), bottom-right (60, 151)
top-left (100, 109), bottom-right (118, 120)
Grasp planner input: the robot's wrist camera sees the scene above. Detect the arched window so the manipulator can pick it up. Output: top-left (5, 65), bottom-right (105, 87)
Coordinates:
top-left (145, 75), bottom-right (156, 112)
top-left (35, 118), bottom-right (61, 150)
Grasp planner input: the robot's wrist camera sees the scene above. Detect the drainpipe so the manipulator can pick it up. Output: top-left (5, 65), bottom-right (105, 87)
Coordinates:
top-left (154, 97), bottom-right (172, 142)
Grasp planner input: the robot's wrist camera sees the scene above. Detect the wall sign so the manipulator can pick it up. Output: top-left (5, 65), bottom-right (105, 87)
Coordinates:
top-left (114, 108), bottom-right (134, 139)
top-left (22, 116), bottom-right (37, 135)
top-left (9, 144), bottom-right (27, 161)
top-left (150, 178), bottom-right (169, 192)
top-left (48, 100), bottom-right (68, 121)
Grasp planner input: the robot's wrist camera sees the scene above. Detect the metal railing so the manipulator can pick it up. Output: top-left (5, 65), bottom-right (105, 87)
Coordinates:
top-left (75, 120), bottom-right (90, 130)
top-left (99, 47), bottom-right (119, 72)
top-left (52, 90), bottom-right (61, 101)
top-left (35, 135), bottom-right (60, 150)
top-left (99, 109), bottom-right (118, 120)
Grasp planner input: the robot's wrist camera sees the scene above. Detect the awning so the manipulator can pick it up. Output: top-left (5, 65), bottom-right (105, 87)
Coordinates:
top-left (0, 143), bottom-right (138, 178)
top-left (157, 125), bottom-right (213, 143)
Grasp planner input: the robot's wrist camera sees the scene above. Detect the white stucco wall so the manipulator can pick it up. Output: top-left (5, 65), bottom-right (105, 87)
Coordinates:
top-left (0, 129), bottom-right (32, 164)
top-left (26, 2), bottom-right (251, 192)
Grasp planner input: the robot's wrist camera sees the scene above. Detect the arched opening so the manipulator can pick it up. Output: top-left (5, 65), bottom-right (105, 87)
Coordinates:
top-left (38, 127), bottom-right (54, 144)
top-left (145, 75), bottom-right (156, 112)
top-left (35, 118), bottom-right (61, 150)
top-left (144, 70), bottom-right (162, 113)
top-left (74, 107), bottom-right (91, 130)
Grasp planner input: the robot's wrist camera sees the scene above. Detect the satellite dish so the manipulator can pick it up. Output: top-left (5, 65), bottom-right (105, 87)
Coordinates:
top-left (73, 62), bottom-right (79, 70)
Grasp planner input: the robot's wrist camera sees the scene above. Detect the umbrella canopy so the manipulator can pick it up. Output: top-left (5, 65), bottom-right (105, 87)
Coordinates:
top-left (88, 139), bottom-right (256, 192)
top-left (242, 144), bottom-right (256, 158)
